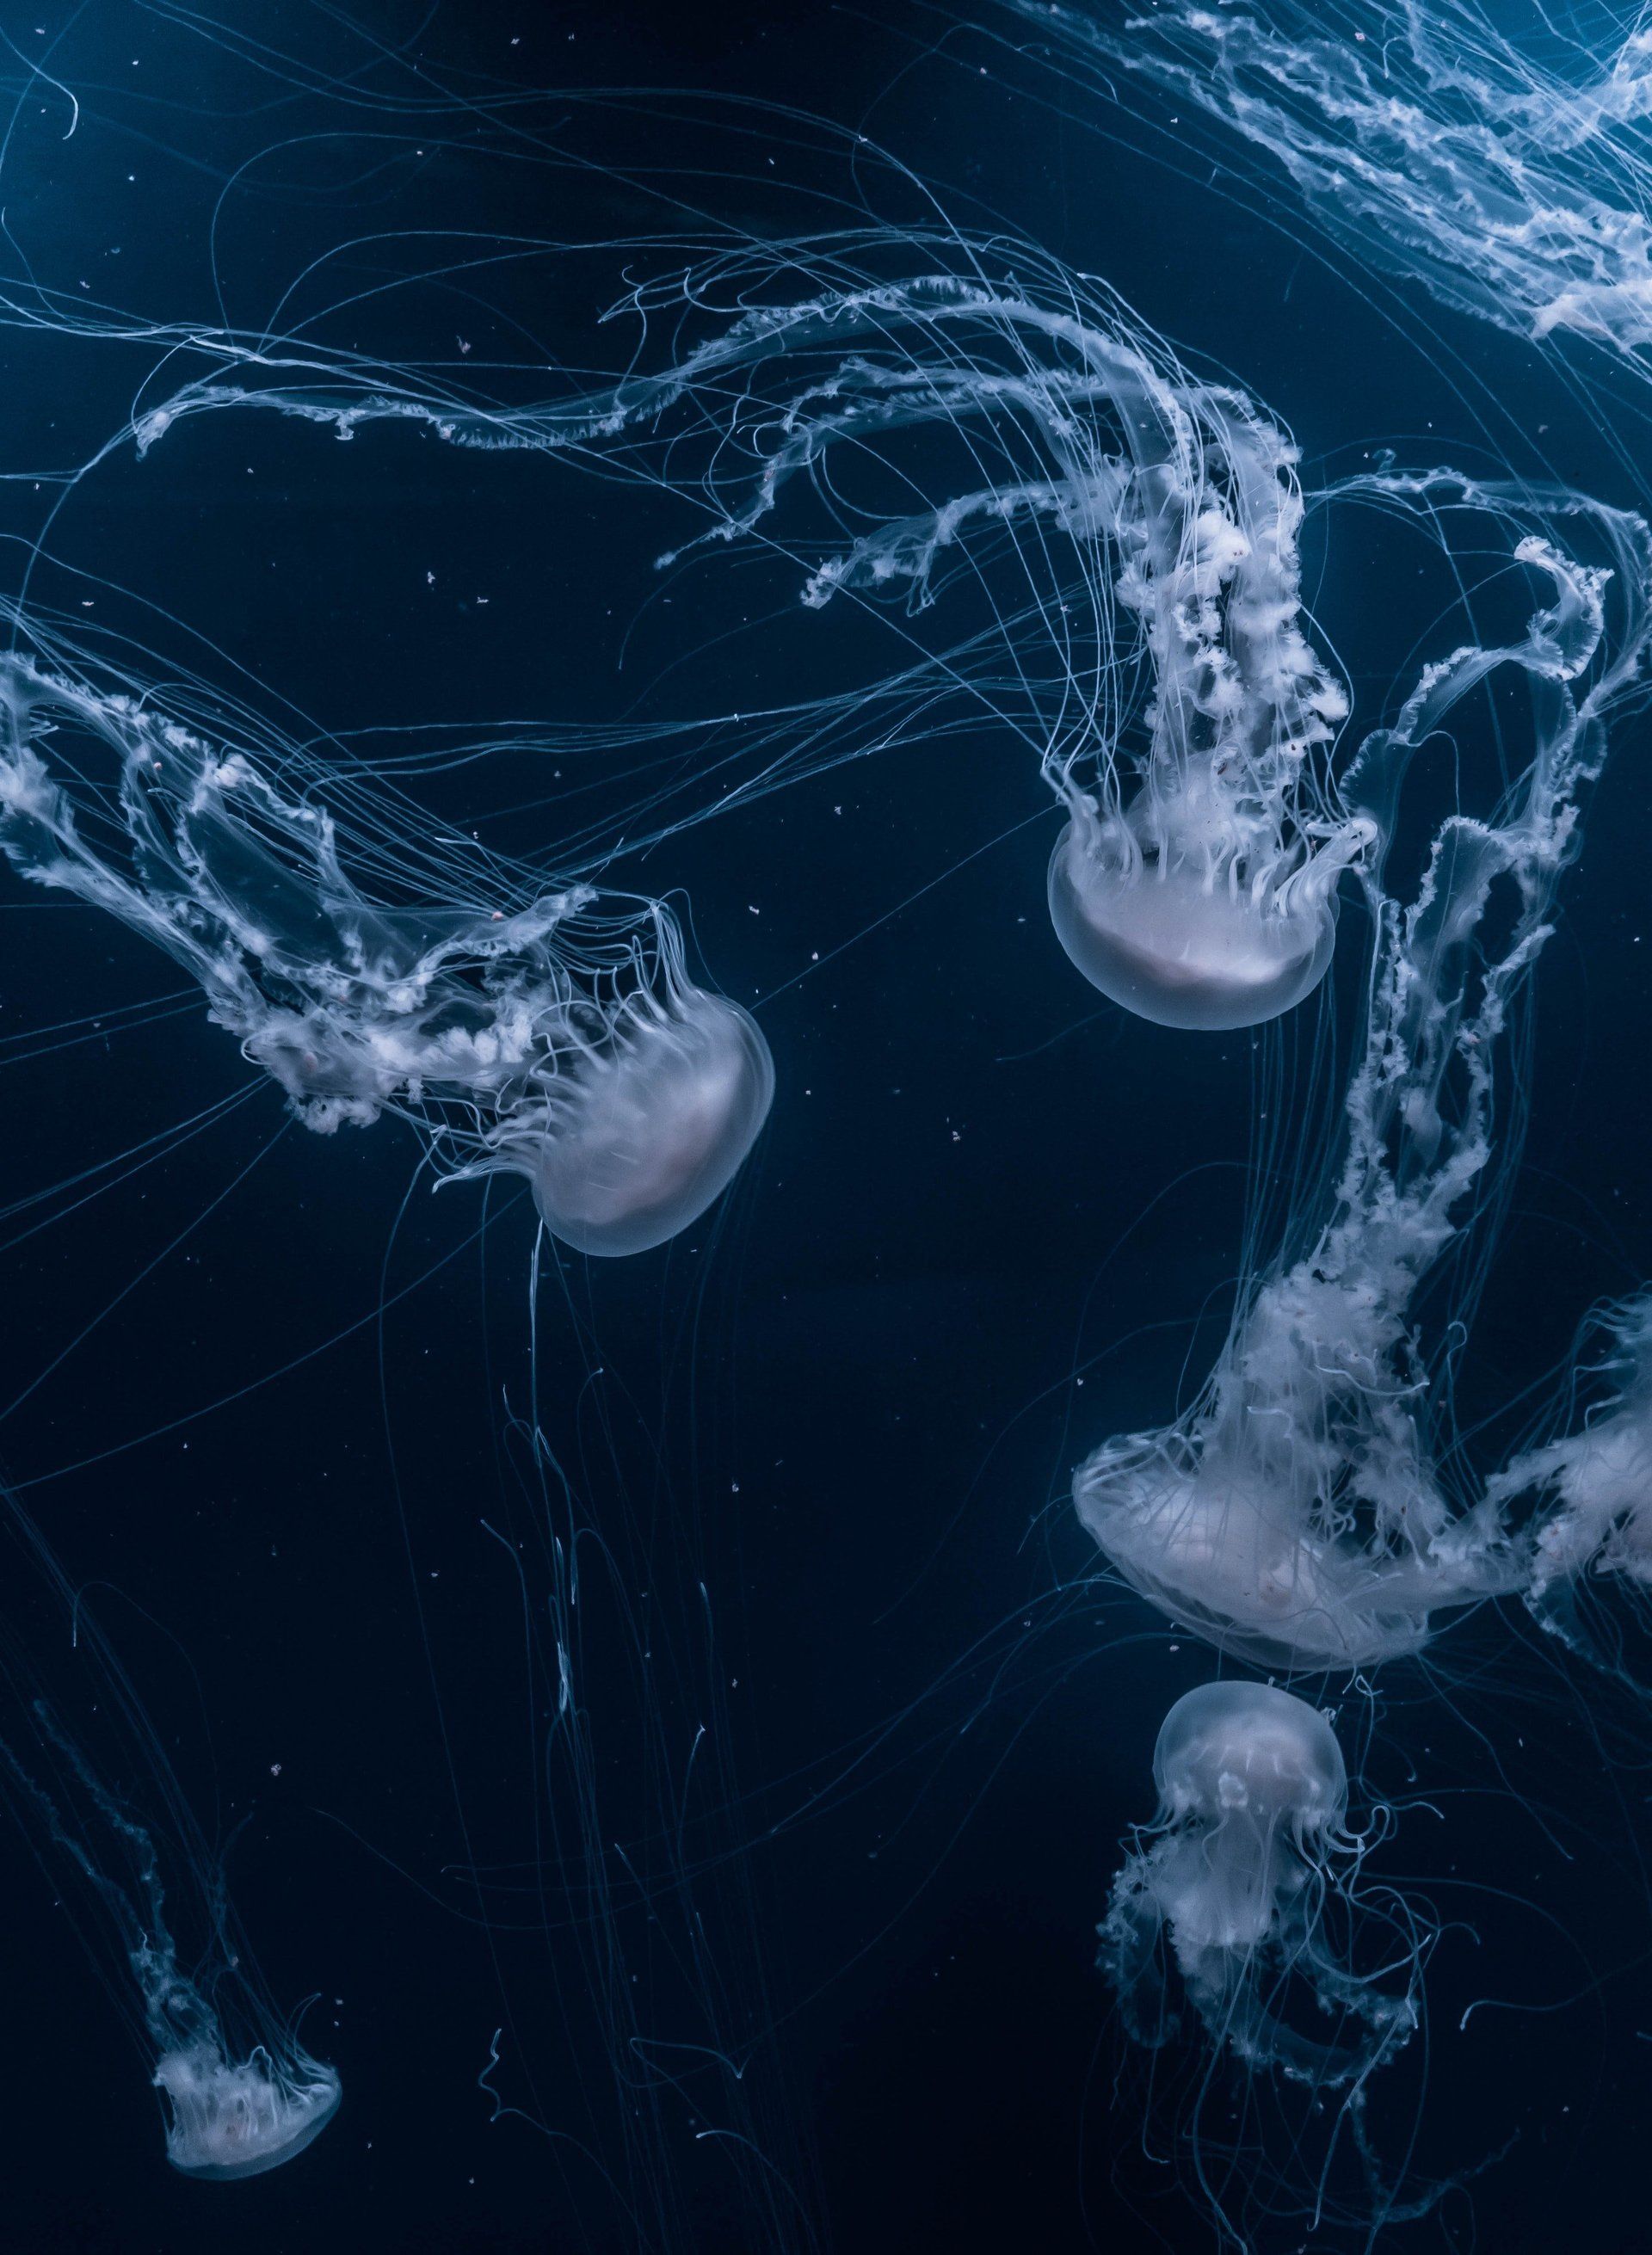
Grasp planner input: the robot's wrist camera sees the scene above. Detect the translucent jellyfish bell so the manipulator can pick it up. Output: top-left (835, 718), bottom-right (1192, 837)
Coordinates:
top-left (157, 2037), bottom-right (342, 2181)
top-left (1154, 1682), bottom-right (1345, 1903)
top-left (523, 986), bottom-right (774, 1257)
top-left (1104, 1681), bottom-right (1419, 2084)
top-left (1048, 801), bottom-right (1340, 1032)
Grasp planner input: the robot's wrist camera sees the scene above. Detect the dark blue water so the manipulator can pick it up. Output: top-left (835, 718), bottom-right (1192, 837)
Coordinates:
top-left (0, 5), bottom-right (1649, 2251)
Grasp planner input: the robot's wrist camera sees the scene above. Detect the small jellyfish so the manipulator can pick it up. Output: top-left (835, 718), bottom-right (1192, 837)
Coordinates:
top-left (503, 982), bottom-right (774, 1257)
top-left (1102, 1681), bottom-right (1420, 2086)
top-left (0, 1694), bottom-right (339, 2183)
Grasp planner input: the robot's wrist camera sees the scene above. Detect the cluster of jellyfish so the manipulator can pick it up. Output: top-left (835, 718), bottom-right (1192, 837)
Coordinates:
top-left (7, 28), bottom-right (1652, 2241)
top-left (284, 193), bottom-right (1652, 2235)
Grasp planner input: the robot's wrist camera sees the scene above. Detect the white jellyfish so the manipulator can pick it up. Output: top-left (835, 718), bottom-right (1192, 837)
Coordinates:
top-left (0, 646), bottom-right (773, 1257)
top-left (1103, 1681), bottom-right (1421, 2085)
top-left (133, 238), bottom-right (1368, 1032)
top-left (493, 981), bottom-right (774, 1258)
top-left (1073, 478), bottom-right (1652, 1670)
top-left (0, 1697), bottom-right (339, 2180)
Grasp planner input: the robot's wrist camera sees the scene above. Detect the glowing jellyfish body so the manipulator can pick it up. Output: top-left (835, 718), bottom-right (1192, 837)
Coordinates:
top-left (1072, 484), bottom-right (1652, 1670)
top-left (1103, 1681), bottom-right (1419, 2083)
top-left (157, 2039), bottom-right (342, 2181)
top-left (520, 989), bottom-right (774, 1256)
top-left (1048, 802), bottom-right (1339, 1032)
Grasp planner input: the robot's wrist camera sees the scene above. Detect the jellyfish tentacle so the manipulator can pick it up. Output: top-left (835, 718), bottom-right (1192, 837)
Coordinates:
top-left (1105, 1684), bottom-right (1427, 2097)
top-left (0, 647), bottom-right (772, 1256)
top-left (1075, 485), bottom-right (1652, 1669)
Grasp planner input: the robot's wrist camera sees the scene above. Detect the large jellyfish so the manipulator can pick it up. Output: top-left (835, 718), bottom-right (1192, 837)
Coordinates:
top-left (1002, 0), bottom-right (1652, 367)
top-left (132, 234), bottom-right (1367, 1031)
top-left (1103, 1681), bottom-right (1421, 2084)
top-left (1072, 478), bottom-right (1652, 1671)
top-left (0, 646), bottom-right (772, 1256)
top-left (0, 1694), bottom-right (338, 2180)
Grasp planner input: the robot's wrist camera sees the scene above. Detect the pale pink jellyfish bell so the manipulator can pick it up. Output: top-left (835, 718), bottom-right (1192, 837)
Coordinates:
top-left (157, 2038), bottom-right (342, 2182)
top-left (1048, 775), bottom-right (1353, 1033)
top-left (521, 972), bottom-right (775, 1259)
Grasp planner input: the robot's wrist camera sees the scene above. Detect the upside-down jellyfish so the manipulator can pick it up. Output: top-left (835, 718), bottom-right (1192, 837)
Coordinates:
top-left (0, 650), bottom-right (772, 1256)
top-left (134, 237), bottom-right (1368, 1031)
top-left (1005, 0), bottom-right (1652, 364)
top-left (1073, 478), bottom-right (1652, 1671)
top-left (1103, 1681), bottom-right (1420, 2083)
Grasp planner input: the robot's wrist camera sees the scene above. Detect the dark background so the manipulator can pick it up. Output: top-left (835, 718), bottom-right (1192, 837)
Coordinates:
top-left (0, 3), bottom-right (1649, 2251)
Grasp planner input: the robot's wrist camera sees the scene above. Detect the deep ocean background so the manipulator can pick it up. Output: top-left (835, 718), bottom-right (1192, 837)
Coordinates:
top-left (0, 3), bottom-right (1649, 2251)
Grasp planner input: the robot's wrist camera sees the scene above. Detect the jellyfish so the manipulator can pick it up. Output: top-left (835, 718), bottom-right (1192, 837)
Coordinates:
top-left (1072, 477), bottom-right (1652, 1670)
top-left (132, 234), bottom-right (1368, 1032)
top-left (0, 645), bottom-right (773, 1257)
top-left (1103, 1681), bottom-right (1421, 2084)
top-left (1487, 1291), bottom-right (1652, 1665)
top-left (1003, 0), bottom-right (1652, 369)
top-left (496, 979), bottom-right (774, 1257)
top-left (0, 1695), bottom-right (339, 2180)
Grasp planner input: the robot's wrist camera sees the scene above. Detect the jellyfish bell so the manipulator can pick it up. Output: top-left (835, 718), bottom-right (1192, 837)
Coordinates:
top-left (1154, 1679), bottom-right (1346, 1838)
top-left (0, 658), bottom-right (777, 1252)
top-left (1047, 777), bottom-right (1348, 1032)
top-left (1150, 1683), bottom-right (1348, 1950)
top-left (0, 1663), bottom-right (342, 2195)
top-left (157, 2038), bottom-right (342, 2182)
top-left (518, 985), bottom-right (774, 1258)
